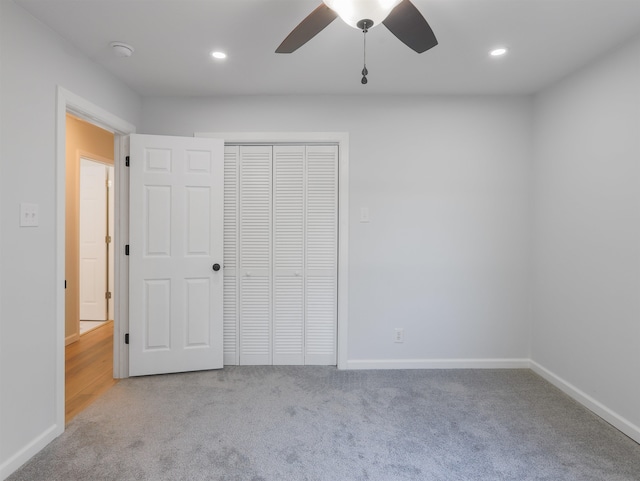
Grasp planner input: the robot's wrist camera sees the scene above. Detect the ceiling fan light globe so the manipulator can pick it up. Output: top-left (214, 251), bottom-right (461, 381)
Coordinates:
top-left (323, 0), bottom-right (402, 29)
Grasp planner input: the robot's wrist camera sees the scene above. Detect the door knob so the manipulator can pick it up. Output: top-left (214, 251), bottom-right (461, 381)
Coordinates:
top-left (212, 263), bottom-right (221, 272)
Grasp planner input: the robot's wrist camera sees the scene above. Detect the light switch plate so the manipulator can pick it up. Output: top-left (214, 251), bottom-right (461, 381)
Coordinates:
top-left (394, 328), bottom-right (404, 343)
top-left (360, 207), bottom-right (370, 223)
top-left (20, 203), bottom-right (39, 227)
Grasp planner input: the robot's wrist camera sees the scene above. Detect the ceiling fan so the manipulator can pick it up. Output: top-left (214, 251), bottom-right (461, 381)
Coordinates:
top-left (276, 0), bottom-right (438, 83)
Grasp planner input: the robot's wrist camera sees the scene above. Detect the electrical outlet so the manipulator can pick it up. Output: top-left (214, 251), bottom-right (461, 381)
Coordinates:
top-left (394, 328), bottom-right (404, 343)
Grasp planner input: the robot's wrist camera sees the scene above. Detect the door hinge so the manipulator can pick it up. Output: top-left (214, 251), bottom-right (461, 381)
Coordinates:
top-left (125, 156), bottom-right (130, 167)
top-left (64, 280), bottom-right (67, 289)
top-left (125, 244), bottom-right (130, 256)
top-left (105, 235), bottom-right (112, 244)
top-left (125, 333), bottom-right (129, 344)
top-left (105, 291), bottom-right (112, 299)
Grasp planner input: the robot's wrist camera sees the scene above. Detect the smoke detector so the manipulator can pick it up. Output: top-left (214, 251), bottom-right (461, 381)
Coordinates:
top-left (110, 42), bottom-right (134, 57)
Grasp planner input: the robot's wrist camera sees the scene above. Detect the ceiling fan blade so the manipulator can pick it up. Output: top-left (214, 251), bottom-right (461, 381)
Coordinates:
top-left (276, 4), bottom-right (338, 53)
top-left (383, 0), bottom-right (438, 53)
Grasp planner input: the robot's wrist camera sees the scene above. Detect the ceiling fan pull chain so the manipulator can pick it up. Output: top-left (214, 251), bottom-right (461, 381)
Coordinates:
top-left (360, 20), bottom-right (371, 85)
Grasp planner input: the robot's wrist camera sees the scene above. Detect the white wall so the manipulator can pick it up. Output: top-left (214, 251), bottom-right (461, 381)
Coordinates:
top-left (531, 33), bottom-right (640, 439)
top-left (142, 95), bottom-right (533, 366)
top-left (0, 1), bottom-right (141, 478)
top-left (0, 0), bottom-right (638, 474)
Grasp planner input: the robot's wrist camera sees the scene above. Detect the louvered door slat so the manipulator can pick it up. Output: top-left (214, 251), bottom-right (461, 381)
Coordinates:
top-left (239, 276), bottom-right (271, 363)
top-left (223, 146), bottom-right (239, 365)
top-left (305, 145), bottom-right (338, 365)
top-left (274, 276), bottom-right (304, 363)
top-left (273, 146), bottom-right (305, 364)
top-left (239, 146), bottom-right (272, 365)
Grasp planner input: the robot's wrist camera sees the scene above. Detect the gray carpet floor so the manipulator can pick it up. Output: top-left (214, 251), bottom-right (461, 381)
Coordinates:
top-left (8, 367), bottom-right (640, 480)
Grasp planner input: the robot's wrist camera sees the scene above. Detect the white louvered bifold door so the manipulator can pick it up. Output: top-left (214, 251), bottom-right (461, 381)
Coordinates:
top-left (305, 146), bottom-right (338, 365)
top-left (273, 146), bottom-right (305, 364)
top-left (223, 143), bottom-right (337, 366)
top-left (238, 146), bottom-right (273, 365)
top-left (223, 146), bottom-right (239, 365)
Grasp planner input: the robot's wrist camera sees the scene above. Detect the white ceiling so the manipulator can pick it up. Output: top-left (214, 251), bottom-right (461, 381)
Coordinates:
top-left (15, 0), bottom-right (640, 97)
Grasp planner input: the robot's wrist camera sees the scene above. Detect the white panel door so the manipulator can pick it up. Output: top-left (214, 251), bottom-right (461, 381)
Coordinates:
top-left (238, 146), bottom-right (272, 365)
top-left (79, 158), bottom-right (108, 321)
top-left (129, 134), bottom-right (224, 376)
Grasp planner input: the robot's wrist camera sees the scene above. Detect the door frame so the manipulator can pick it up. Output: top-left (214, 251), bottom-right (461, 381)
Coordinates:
top-left (55, 87), bottom-right (135, 432)
top-left (196, 132), bottom-right (350, 369)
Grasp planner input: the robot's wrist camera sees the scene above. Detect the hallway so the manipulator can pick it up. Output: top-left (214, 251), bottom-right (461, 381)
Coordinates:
top-left (65, 320), bottom-right (117, 423)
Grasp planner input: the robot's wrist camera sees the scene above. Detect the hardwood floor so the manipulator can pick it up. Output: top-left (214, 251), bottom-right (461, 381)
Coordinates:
top-left (65, 320), bottom-right (117, 423)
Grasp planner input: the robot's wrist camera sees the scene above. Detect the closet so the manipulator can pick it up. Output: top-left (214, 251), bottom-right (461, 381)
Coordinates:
top-left (223, 144), bottom-right (338, 365)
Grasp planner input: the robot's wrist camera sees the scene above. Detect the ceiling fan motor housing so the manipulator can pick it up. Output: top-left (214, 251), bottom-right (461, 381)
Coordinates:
top-left (323, 0), bottom-right (402, 29)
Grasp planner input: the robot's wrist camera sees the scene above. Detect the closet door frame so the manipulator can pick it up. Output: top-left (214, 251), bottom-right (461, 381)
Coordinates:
top-left (196, 132), bottom-right (349, 370)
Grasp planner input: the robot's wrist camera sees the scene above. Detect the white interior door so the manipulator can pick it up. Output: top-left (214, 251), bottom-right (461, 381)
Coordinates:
top-left (273, 145), bottom-right (305, 364)
top-left (129, 134), bottom-right (224, 376)
top-left (238, 146), bottom-right (273, 365)
top-left (304, 145), bottom-right (338, 365)
top-left (79, 158), bottom-right (108, 321)
top-left (223, 144), bottom-right (337, 366)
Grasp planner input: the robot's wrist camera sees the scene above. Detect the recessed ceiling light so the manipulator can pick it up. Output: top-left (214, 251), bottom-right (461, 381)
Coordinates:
top-left (211, 51), bottom-right (227, 60)
top-left (490, 47), bottom-right (508, 57)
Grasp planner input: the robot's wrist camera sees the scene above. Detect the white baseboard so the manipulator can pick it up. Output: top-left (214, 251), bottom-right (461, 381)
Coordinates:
top-left (346, 358), bottom-right (531, 370)
top-left (530, 361), bottom-right (640, 444)
top-left (0, 423), bottom-right (62, 481)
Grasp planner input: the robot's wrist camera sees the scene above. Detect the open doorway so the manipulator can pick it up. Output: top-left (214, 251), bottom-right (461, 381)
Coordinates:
top-left (65, 114), bottom-right (114, 342)
top-left (64, 114), bottom-right (117, 422)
